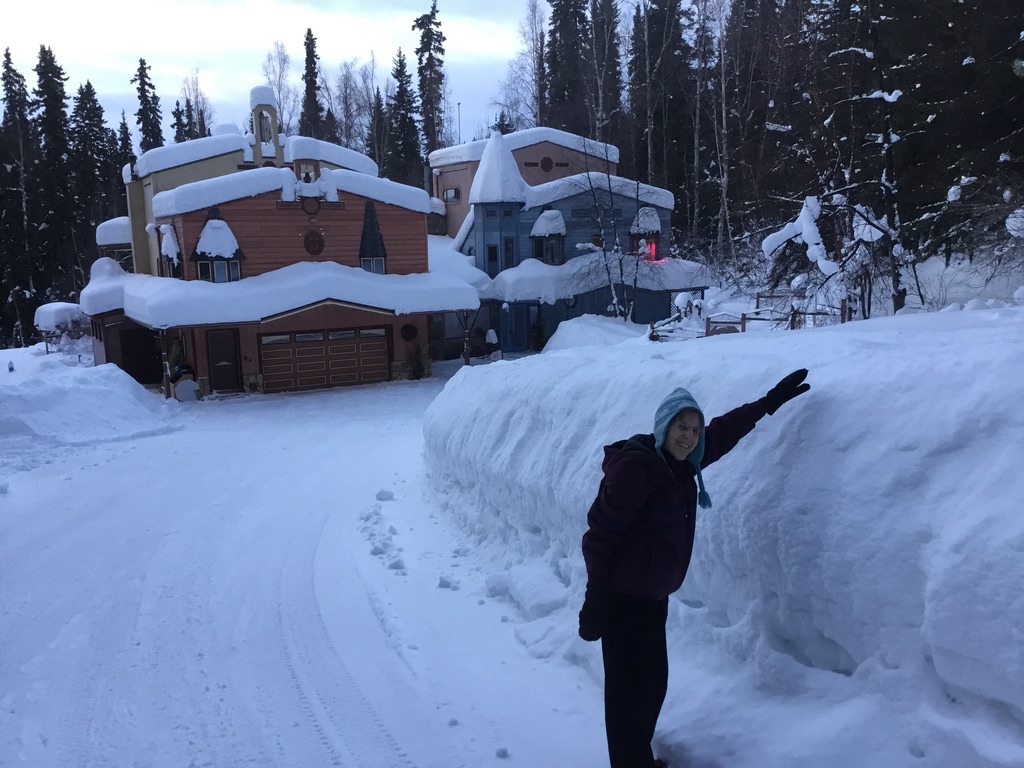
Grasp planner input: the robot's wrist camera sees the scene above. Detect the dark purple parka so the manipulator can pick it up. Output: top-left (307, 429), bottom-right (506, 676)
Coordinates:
top-left (581, 399), bottom-right (769, 601)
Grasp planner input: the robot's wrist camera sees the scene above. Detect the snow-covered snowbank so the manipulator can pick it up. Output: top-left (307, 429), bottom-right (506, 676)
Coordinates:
top-left (424, 307), bottom-right (1024, 767)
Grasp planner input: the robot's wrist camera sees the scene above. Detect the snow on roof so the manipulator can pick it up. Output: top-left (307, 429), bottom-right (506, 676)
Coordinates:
top-left (284, 136), bottom-right (379, 177)
top-left (134, 133), bottom-right (252, 178)
top-left (250, 85), bottom-right (278, 112)
top-left (630, 206), bottom-right (662, 234)
top-left (490, 252), bottom-right (712, 304)
top-left (33, 301), bottom-right (87, 332)
top-left (153, 167), bottom-right (296, 217)
top-left (428, 126), bottom-right (619, 166)
top-left (80, 258), bottom-right (478, 327)
top-left (427, 235), bottom-right (492, 291)
top-left (121, 163), bottom-right (133, 185)
top-left (96, 216), bottom-right (131, 246)
top-left (469, 132), bottom-right (528, 204)
top-left (158, 224), bottom-right (181, 264)
top-left (194, 219), bottom-right (242, 260)
top-left (320, 168), bottom-right (433, 213)
top-left (531, 210), bottom-right (566, 237)
top-left (152, 166), bottom-right (432, 218)
top-left (451, 208), bottom-right (475, 252)
top-left (525, 173), bottom-right (674, 211)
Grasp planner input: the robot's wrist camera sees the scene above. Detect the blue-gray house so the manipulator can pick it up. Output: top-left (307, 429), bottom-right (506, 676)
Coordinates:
top-left (450, 132), bottom-right (712, 352)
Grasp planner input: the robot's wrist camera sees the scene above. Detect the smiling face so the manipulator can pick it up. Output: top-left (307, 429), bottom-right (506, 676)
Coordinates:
top-left (664, 409), bottom-right (704, 461)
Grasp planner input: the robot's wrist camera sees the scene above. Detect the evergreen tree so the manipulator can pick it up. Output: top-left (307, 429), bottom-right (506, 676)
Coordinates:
top-left (131, 58), bottom-right (163, 152)
top-left (545, 0), bottom-right (591, 135)
top-left (385, 49), bottom-right (422, 187)
top-left (30, 45), bottom-right (76, 301)
top-left (116, 110), bottom-right (136, 178)
top-left (171, 99), bottom-right (187, 142)
top-left (68, 80), bottom-right (118, 290)
top-left (413, 0), bottom-right (447, 154)
top-left (365, 86), bottom-right (389, 175)
top-left (298, 28), bottom-right (325, 139)
top-left (491, 110), bottom-right (516, 134)
top-left (0, 48), bottom-right (36, 345)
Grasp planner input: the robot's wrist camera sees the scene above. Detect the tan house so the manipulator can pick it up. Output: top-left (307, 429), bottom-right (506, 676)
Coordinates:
top-left (84, 87), bottom-right (477, 396)
top-left (428, 128), bottom-right (618, 236)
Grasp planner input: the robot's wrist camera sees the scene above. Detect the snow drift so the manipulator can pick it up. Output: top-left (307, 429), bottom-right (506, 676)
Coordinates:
top-left (423, 306), bottom-right (1024, 767)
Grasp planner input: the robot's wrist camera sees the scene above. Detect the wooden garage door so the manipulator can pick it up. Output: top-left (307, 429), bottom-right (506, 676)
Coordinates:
top-left (260, 327), bottom-right (391, 392)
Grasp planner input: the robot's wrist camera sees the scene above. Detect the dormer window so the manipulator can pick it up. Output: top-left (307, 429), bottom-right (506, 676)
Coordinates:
top-left (190, 207), bottom-right (244, 283)
top-left (359, 200), bottom-right (387, 274)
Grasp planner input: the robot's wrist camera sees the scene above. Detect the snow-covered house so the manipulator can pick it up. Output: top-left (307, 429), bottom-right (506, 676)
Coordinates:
top-left (444, 132), bottom-right (712, 352)
top-left (428, 127), bottom-right (618, 238)
top-left (85, 86), bottom-right (477, 395)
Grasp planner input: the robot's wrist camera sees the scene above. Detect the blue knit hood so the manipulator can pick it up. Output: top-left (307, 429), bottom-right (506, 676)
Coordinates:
top-left (653, 387), bottom-right (712, 509)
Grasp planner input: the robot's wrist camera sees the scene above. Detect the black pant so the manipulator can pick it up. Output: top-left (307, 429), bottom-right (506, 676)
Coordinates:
top-left (601, 592), bottom-right (669, 768)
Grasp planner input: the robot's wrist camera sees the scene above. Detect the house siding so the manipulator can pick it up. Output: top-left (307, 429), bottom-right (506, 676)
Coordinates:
top-left (166, 190), bottom-right (428, 279)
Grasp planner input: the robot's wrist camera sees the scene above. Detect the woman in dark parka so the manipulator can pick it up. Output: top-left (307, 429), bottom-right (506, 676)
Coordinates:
top-left (578, 370), bottom-right (810, 768)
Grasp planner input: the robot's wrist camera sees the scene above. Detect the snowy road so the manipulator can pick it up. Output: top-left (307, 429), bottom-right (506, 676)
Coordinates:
top-left (1, 370), bottom-right (606, 767)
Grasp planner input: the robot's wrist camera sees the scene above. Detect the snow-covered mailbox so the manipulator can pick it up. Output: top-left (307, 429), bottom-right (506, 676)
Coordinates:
top-left (83, 85), bottom-right (478, 396)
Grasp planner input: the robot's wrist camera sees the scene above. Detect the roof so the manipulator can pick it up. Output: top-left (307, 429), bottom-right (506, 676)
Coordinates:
top-left (79, 258), bottom-right (480, 328)
top-left (96, 216), bottom-right (131, 246)
top-left (490, 251), bottom-right (713, 303)
top-left (152, 166), bottom-right (433, 218)
top-left (428, 127), bottom-right (620, 167)
top-left (134, 133), bottom-right (252, 178)
top-left (132, 129), bottom-right (379, 180)
top-left (525, 173), bottom-right (674, 211)
top-left (284, 136), bottom-right (378, 177)
top-left (469, 132), bottom-right (528, 204)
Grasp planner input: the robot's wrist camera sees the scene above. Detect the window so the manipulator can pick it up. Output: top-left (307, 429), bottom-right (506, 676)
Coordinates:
top-left (261, 334), bottom-right (291, 345)
top-left (295, 332), bottom-right (324, 342)
top-left (485, 209), bottom-right (497, 218)
top-left (442, 187), bottom-right (461, 203)
top-left (329, 330), bottom-right (356, 340)
top-left (486, 245), bottom-right (499, 278)
top-left (197, 260), bottom-right (241, 283)
top-left (502, 209), bottom-right (513, 218)
top-left (362, 257), bottom-right (386, 274)
top-left (632, 234), bottom-right (660, 261)
top-left (532, 236), bottom-right (564, 265)
top-left (540, 157), bottom-right (554, 172)
top-left (504, 237), bottom-right (516, 268)
top-left (360, 328), bottom-right (386, 337)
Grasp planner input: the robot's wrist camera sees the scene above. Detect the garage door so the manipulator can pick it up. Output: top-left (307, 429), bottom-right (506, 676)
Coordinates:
top-left (259, 327), bottom-right (391, 392)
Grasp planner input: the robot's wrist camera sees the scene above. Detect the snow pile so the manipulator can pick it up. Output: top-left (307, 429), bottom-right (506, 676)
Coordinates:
top-left (0, 362), bottom-right (174, 475)
top-left (424, 306), bottom-right (1024, 767)
top-left (542, 314), bottom-right (648, 352)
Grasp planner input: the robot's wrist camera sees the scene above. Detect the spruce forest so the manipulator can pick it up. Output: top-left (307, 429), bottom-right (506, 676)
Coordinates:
top-left (1, 0), bottom-right (1022, 347)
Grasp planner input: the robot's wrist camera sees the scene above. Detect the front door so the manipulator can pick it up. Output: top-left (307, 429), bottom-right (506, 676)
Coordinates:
top-left (206, 329), bottom-right (241, 392)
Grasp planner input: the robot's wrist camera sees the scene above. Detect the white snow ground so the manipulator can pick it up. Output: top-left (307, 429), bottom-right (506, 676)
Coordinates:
top-left (2, 297), bottom-right (1024, 768)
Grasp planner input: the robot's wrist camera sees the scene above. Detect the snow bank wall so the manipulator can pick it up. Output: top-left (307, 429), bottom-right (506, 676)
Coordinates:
top-left (423, 307), bottom-right (1024, 718)
top-left (0, 362), bottom-right (176, 480)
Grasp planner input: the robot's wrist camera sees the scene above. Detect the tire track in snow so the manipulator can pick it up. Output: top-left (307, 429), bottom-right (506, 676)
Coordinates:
top-left (275, 508), bottom-right (415, 768)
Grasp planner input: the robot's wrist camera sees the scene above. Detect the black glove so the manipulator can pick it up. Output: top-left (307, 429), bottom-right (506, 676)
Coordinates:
top-left (578, 583), bottom-right (610, 642)
top-left (764, 369), bottom-right (810, 415)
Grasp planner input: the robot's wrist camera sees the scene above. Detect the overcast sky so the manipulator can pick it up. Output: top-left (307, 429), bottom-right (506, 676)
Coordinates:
top-left (4, 0), bottom-right (532, 148)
